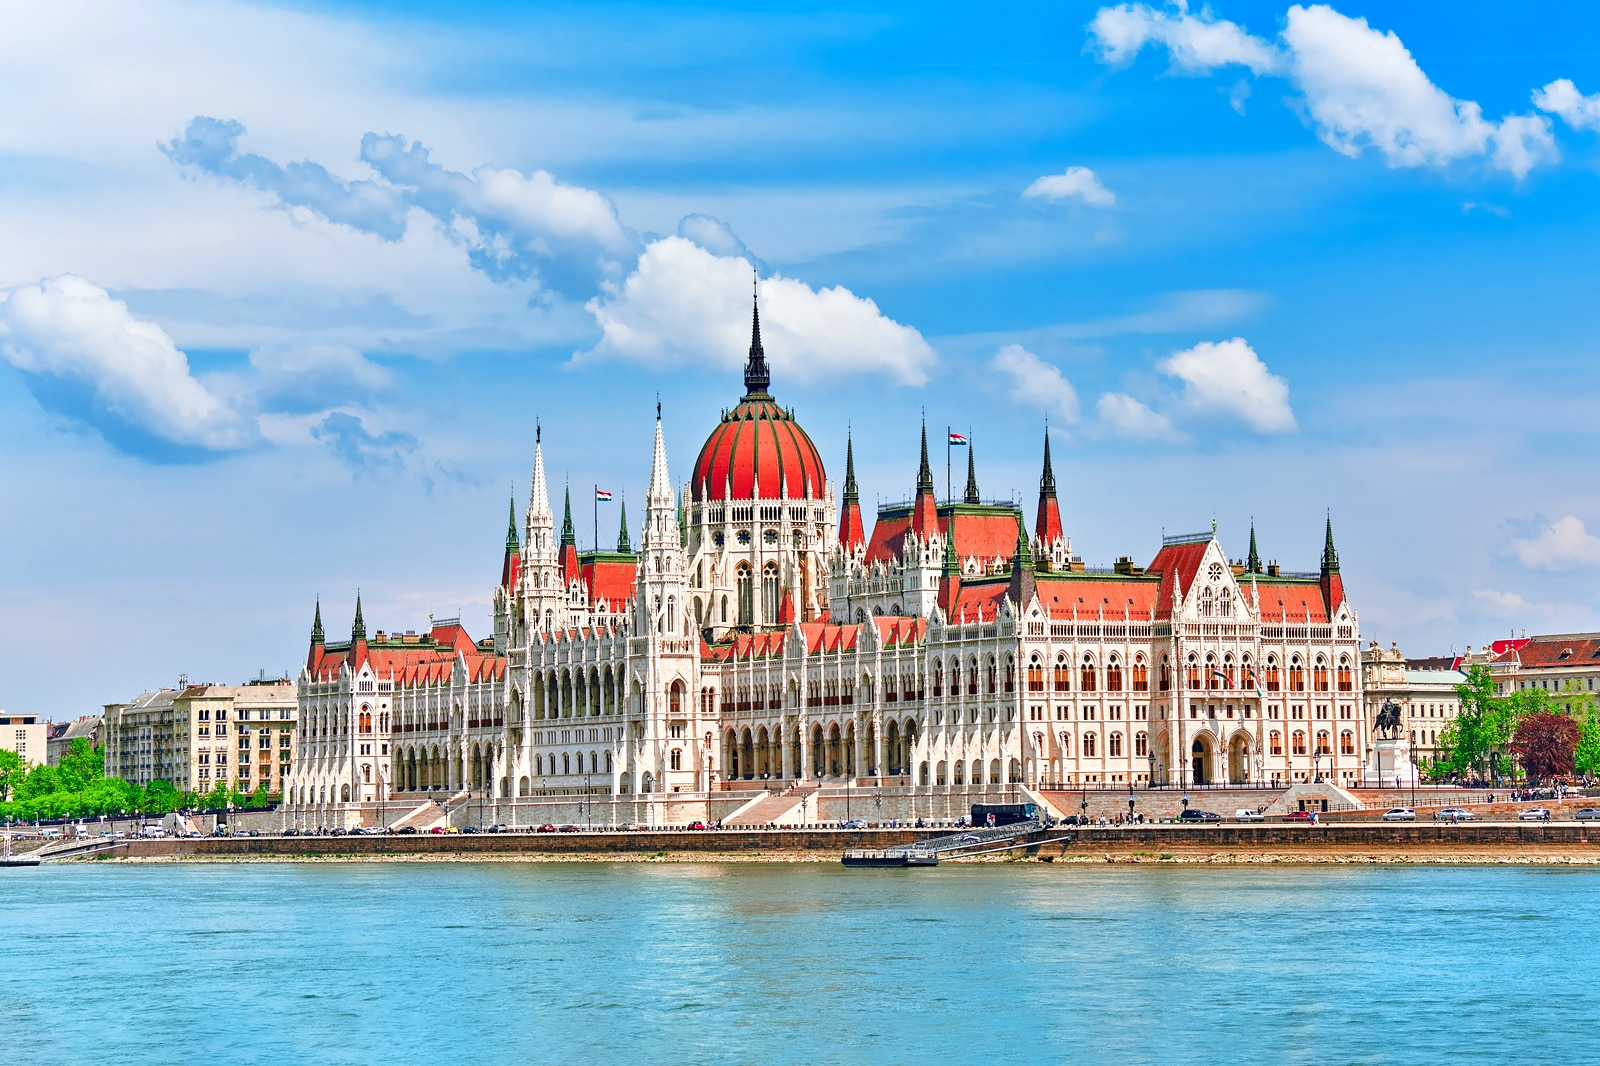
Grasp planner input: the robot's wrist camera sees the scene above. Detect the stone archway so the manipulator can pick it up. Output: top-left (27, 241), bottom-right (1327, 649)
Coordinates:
top-left (1191, 734), bottom-right (1215, 786)
top-left (1228, 733), bottom-right (1250, 784)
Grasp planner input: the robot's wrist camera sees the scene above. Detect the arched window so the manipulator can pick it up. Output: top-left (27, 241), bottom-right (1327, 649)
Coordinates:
top-left (1291, 731), bottom-right (1306, 756)
top-left (1054, 655), bottom-right (1071, 692)
top-left (1316, 730), bottom-right (1331, 755)
top-left (720, 596), bottom-right (728, 623)
top-left (1185, 655), bottom-right (1200, 690)
top-left (1314, 655), bottom-right (1330, 692)
top-left (1134, 732), bottom-right (1147, 757)
top-left (762, 562), bottom-right (780, 623)
top-left (1160, 656), bottom-right (1172, 692)
top-left (1218, 586), bottom-right (1232, 617)
top-left (1131, 657), bottom-right (1148, 692)
top-left (1109, 732), bottom-right (1123, 757)
top-left (1027, 656), bottom-right (1044, 692)
top-left (968, 658), bottom-right (979, 695)
top-left (1270, 731), bottom-right (1282, 756)
top-left (1082, 733), bottom-right (1097, 757)
top-left (1337, 657), bottom-right (1353, 692)
top-left (1266, 656), bottom-right (1281, 692)
top-left (1205, 654), bottom-right (1219, 690)
top-left (1080, 655), bottom-right (1097, 693)
top-left (735, 565), bottom-right (753, 626)
top-left (1106, 657), bottom-right (1123, 692)
top-left (1289, 657), bottom-right (1305, 692)
top-left (670, 748), bottom-right (682, 770)
top-left (1339, 730), bottom-right (1355, 755)
top-left (1200, 586), bottom-right (1213, 617)
top-left (933, 660), bottom-right (944, 697)
top-left (987, 657), bottom-right (997, 694)
top-left (1003, 656), bottom-right (1015, 693)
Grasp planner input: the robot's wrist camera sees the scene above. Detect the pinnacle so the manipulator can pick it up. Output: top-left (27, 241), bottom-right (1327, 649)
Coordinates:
top-left (843, 431), bottom-right (859, 503)
top-left (916, 420), bottom-right (934, 495)
top-left (1040, 427), bottom-right (1056, 497)
top-left (963, 443), bottom-right (980, 504)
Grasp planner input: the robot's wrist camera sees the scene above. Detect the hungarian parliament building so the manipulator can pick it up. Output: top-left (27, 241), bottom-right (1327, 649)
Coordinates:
top-left (285, 298), bottom-right (1366, 823)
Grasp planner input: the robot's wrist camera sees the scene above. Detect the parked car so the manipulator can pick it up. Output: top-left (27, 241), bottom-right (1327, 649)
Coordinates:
top-left (486, 824), bottom-right (507, 833)
top-left (1234, 809), bottom-right (1266, 823)
top-left (1435, 807), bottom-right (1475, 822)
top-left (841, 819), bottom-right (867, 829)
top-left (1178, 809), bottom-right (1221, 823)
top-left (428, 826), bottom-right (446, 835)
top-left (282, 827), bottom-right (300, 837)
top-left (557, 824), bottom-right (581, 833)
top-left (1381, 808), bottom-right (1416, 821)
top-left (463, 825), bottom-right (480, 834)
top-left (686, 821), bottom-right (708, 831)
top-left (1281, 810), bottom-right (1316, 823)
top-left (397, 826), bottom-right (419, 834)
top-left (1573, 808), bottom-right (1600, 820)
top-left (1518, 808), bottom-right (1552, 821)
top-left (536, 824), bottom-right (557, 833)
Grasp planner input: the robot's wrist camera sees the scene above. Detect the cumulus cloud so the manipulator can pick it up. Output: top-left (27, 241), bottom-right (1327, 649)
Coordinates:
top-left (164, 117), bottom-right (639, 298)
top-left (310, 411), bottom-right (417, 476)
top-left (1024, 166), bottom-right (1116, 207)
top-left (1473, 589), bottom-right (1529, 615)
top-left (1088, 3), bottom-right (1558, 177)
top-left (582, 236), bottom-right (935, 386)
top-left (1088, 1), bottom-right (1285, 74)
top-left (1534, 78), bottom-right (1600, 132)
top-left (1159, 337), bottom-right (1295, 432)
top-left (676, 213), bottom-right (764, 268)
top-left (0, 275), bottom-right (253, 458)
top-left (990, 344), bottom-right (1080, 423)
top-left (1096, 392), bottom-right (1177, 440)
top-left (249, 342), bottom-right (390, 414)
top-left (1511, 516), bottom-right (1600, 570)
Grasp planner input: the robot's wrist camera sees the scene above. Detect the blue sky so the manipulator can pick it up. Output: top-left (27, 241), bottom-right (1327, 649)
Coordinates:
top-left (3, 0), bottom-right (1599, 716)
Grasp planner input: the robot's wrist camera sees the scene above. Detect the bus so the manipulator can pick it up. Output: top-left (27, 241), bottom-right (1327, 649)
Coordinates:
top-left (970, 802), bottom-right (1039, 828)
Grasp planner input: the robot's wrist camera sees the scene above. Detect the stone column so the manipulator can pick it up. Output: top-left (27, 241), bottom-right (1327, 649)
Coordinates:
top-left (872, 711), bottom-right (885, 780)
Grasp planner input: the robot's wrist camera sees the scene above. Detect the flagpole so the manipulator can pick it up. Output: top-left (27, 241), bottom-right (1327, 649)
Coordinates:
top-left (945, 426), bottom-right (951, 504)
top-left (594, 483), bottom-right (598, 553)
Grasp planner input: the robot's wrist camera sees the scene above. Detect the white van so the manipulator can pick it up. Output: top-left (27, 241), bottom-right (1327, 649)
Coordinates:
top-left (1234, 809), bottom-right (1266, 823)
top-left (140, 825), bottom-right (166, 839)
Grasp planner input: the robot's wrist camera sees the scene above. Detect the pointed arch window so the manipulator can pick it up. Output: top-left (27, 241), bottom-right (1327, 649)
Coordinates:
top-left (1200, 587), bottom-right (1213, 617)
top-left (1105, 656), bottom-right (1123, 693)
top-left (736, 564), bottom-right (753, 626)
top-left (761, 562), bottom-right (780, 623)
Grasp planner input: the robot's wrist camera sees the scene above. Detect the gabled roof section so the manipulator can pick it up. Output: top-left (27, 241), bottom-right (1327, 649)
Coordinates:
top-left (1034, 572), bottom-right (1162, 619)
top-left (579, 551), bottom-right (638, 609)
top-left (871, 615), bottom-right (926, 647)
top-left (865, 502), bottom-right (1024, 566)
top-left (1498, 635), bottom-right (1600, 670)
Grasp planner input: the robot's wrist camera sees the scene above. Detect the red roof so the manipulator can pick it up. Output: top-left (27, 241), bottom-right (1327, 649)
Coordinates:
top-left (1495, 636), bottom-right (1600, 669)
top-left (581, 557), bottom-right (637, 609)
top-left (1036, 574), bottom-right (1162, 619)
top-left (307, 621), bottom-right (496, 685)
top-left (866, 504), bottom-right (1024, 566)
top-left (1145, 539), bottom-right (1209, 615)
top-left (839, 498), bottom-right (865, 550)
top-left (871, 615), bottom-right (926, 646)
top-left (1254, 586), bottom-right (1331, 623)
top-left (691, 397), bottom-right (826, 501)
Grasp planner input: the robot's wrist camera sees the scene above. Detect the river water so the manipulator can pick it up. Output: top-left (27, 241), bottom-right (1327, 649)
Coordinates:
top-left (2, 861), bottom-right (1592, 1064)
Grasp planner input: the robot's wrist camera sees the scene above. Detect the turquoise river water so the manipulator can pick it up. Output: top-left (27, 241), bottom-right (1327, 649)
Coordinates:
top-left (2, 861), bottom-right (1594, 1064)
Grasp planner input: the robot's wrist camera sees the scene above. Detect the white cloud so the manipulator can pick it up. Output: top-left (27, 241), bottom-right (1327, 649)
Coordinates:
top-left (582, 236), bottom-right (935, 385)
top-left (1512, 516), bottom-right (1600, 571)
top-left (1159, 337), bottom-right (1295, 432)
top-left (1024, 166), bottom-right (1116, 207)
top-left (1282, 5), bottom-right (1555, 178)
top-left (0, 275), bottom-right (252, 455)
top-left (1096, 392), bottom-right (1177, 440)
top-left (990, 344), bottom-right (1080, 423)
top-left (1087, 2), bottom-right (1285, 75)
top-left (1473, 589), bottom-right (1529, 615)
top-left (1534, 78), bottom-right (1600, 132)
top-left (248, 341), bottom-right (390, 414)
top-left (1088, 2), bottom-right (1558, 178)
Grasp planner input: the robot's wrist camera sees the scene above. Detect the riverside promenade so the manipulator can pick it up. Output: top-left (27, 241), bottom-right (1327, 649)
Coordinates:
top-left (38, 820), bottom-right (1600, 864)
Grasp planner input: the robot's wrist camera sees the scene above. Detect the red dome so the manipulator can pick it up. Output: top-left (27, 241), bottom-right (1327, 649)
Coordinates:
top-left (691, 397), bottom-right (827, 502)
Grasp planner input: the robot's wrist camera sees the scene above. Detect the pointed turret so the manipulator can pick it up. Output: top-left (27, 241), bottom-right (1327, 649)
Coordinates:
top-left (616, 493), bottom-right (631, 553)
top-left (351, 592), bottom-right (366, 643)
top-left (963, 443), bottom-right (980, 504)
top-left (501, 493), bottom-right (522, 590)
top-left (1034, 426), bottom-right (1064, 557)
top-left (307, 598), bottom-right (325, 671)
top-left (638, 409), bottom-right (689, 639)
top-left (1319, 512), bottom-right (1345, 614)
top-left (743, 280), bottom-right (771, 399)
top-left (559, 481), bottom-right (579, 581)
top-left (912, 420), bottom-right (938, 537)
top-left (1246, 520), bottom-right (1262, 574)
top-left (838, 431), bottom-right (865, 550)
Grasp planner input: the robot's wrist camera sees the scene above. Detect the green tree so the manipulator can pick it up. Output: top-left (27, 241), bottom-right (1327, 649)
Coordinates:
top-left (0, 749), bottom-right (24, 802)
top-left (1511, 711), bottom-right (1582, 783)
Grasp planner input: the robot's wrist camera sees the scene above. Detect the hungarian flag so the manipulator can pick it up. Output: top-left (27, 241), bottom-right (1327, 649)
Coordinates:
top-left (595, 489), bottom-right (613, 502)
top-left (1211, 669), bottom-right (1233, 688)
top-left (948, 432), bottom-right (968, 446)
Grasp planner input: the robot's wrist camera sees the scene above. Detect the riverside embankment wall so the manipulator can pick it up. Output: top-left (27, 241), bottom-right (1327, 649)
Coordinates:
top-left (75, 822), bottom-right (1600, 861)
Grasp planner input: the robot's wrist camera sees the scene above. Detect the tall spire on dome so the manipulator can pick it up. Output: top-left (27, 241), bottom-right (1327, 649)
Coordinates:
top-left (616, 493), bottom-right (631, 552)
top-left (1040, 426), bottom-right (1057, 497)
top-left (310, 598), bottom-right (324, 645)
top-left (912, 418), bottom-right (938, 537)
top-left (351, 592), bottom-right (366, 643)
top-left (1247, 519), bottom-right (1262, 573)
top-left (743, 274), bottom-right (771, 398)
top-left (963, 442), bottom-right (980, 504)
top-left (843, 431), bottom-right (859, 503)
top-left (528, 424), bottom-right (552, 523)
top-left (1321, 512), bottom-right (1339, 575)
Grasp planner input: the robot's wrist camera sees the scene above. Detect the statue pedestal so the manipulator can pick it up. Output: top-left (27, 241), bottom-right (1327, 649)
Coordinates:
top-left (1363, 737), bottom-right (1420, 788)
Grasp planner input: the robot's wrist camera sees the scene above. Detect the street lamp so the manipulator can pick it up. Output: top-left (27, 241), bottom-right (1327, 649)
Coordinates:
top-left (1147, 752), bottom-right (1156, 790)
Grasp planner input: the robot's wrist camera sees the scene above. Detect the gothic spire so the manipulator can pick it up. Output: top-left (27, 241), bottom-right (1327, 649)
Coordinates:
top-left (916, 419), bottom-right (934, 496)
top-left (843, 430), bottom-right (859, 503)
top-left (616, 493), bottom-right (631, 552)
top-left (963, 442), bottom-right (980, 504)
top-left (560, 481), bottom-right (575, 548)
top-left (351, 592), bottom-right (366, 643)
top-left (1040, 426), bottom-right (1057, 496)
top-left (310, 598), bottom-right (324, 645)
top-left (505, 493), bottom-right (519, 553)
top-left (1247, 520), bottom-right (1262, 573)
top-left (743, 277), bottom-right (771, 398)
top-left (1321, 513), bottom-right (1340, 575)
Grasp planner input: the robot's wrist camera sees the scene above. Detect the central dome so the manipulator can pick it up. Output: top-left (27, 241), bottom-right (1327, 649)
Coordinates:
top-left (690, 295), bottom-right (827, 502)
